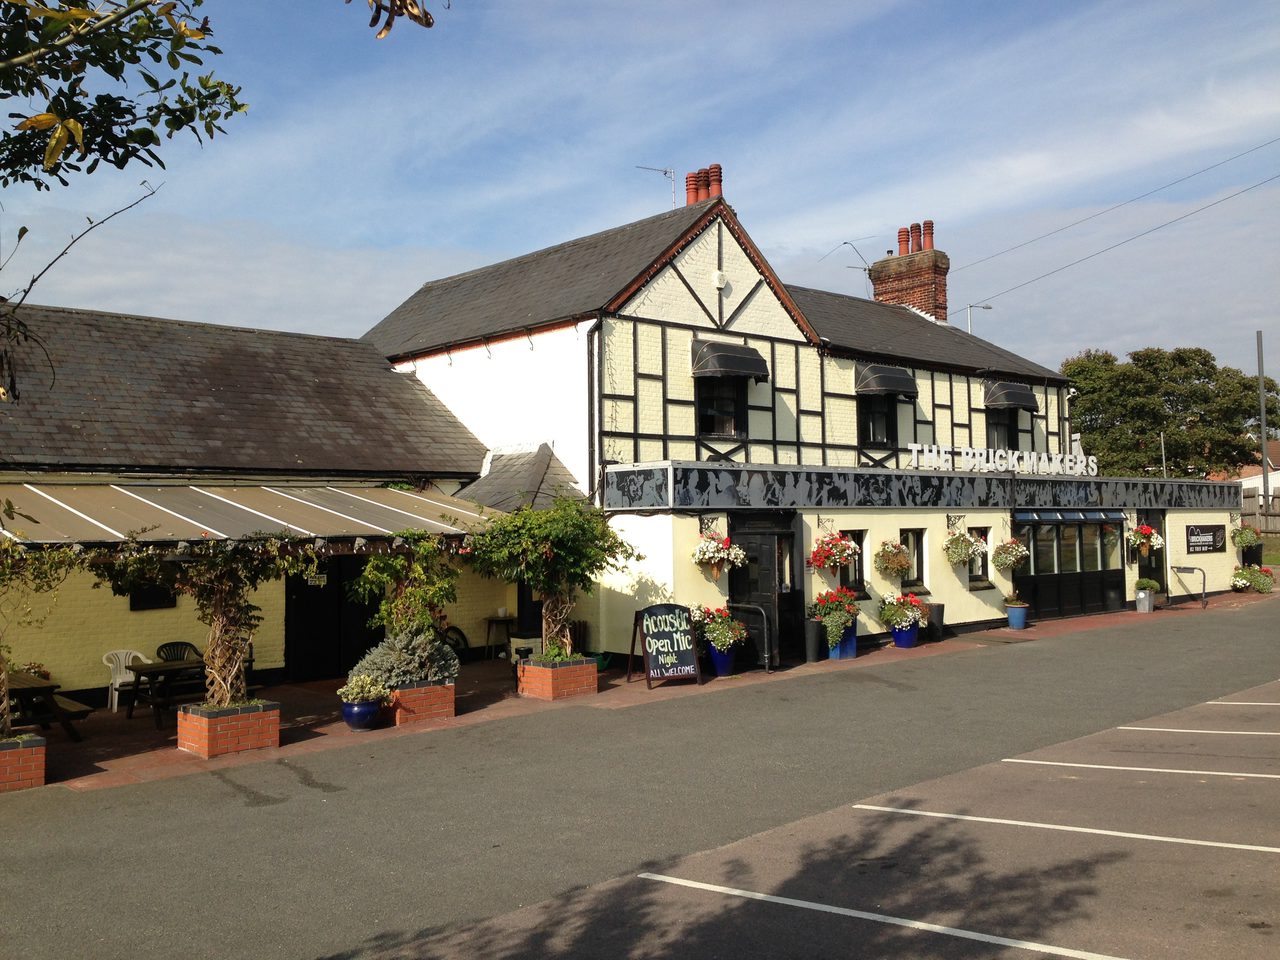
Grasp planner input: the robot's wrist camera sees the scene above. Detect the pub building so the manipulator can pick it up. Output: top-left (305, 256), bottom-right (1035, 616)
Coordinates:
top-left (369, 164), bottom-right (1241, 664)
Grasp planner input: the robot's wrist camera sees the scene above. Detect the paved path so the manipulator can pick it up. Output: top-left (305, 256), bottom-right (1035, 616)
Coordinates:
top-left (3, 595), bottom-right (1277, 959)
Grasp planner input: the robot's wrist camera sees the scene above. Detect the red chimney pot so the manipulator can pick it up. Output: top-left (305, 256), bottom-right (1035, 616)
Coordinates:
top-left (708, 163), bottom-right (723, 198)
top-left (909, 223), bottom-right (922, 254)
top-left (685, 173), bottom-right (699, 206)
top-left (922, 220), bottom-right (934, 251)
top-left (897, 227), bottom-right (910, 256)
top-left (696, 168), bottom-right (710, 202)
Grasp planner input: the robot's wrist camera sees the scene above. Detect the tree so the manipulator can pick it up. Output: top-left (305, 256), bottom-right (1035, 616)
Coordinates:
top-left (1061, 347), bottom-right (1279, 477)
top-left (0, 1), bottom-right (246, 191)
top-left (464, 497), bottom-right (639, 658)
top-left (0, 539), bottom-right (83, 738)
top-left (0, 1), bottom-right (439, 191)
top-left (348, 529), bottom-right (459, 638)
top-left (91, 535), bottom-right (317, 707)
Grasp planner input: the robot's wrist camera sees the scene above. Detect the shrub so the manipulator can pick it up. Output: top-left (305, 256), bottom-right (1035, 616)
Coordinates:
top-left (349, 629), bottom-right (460, 688)
top-left (337, 675), bottom-right (391, 705)
top-left (1134, 578), bottom-right (1161, 591)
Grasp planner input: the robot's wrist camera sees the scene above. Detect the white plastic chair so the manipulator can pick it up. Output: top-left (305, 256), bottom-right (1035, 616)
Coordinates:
top-left (102, 650), bottom-right (152, 712)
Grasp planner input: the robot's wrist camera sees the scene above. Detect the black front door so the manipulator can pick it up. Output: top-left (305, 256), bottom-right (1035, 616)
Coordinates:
top-left (1136, 510), bottom-right (1168, 591)
top-left (728, 513), bottom-right (802, 666)
top-left (284, 556), bottom-right (384, 682)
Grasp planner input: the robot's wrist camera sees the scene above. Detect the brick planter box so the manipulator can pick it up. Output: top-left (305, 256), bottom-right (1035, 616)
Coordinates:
top-left (517, 658), bottom-right (598, 702)
top-left (178, 701), bottom-right (281, 759)
top-left (0, 735), bottom-right (46, 793)
top-left (389, 680), bottom-right (455, 726)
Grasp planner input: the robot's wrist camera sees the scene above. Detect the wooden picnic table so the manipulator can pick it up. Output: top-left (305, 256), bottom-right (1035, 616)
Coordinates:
top-left (124, 657), bottom-right (254, 729)
top-left (6, 671), bottom-right (88, 742)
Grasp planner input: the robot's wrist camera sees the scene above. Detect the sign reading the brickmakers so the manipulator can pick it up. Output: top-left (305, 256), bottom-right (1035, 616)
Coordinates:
top-left (627, 603), bottom-right (703, 689)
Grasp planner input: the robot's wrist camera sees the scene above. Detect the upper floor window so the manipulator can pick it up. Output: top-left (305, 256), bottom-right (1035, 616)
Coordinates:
top-left (696, 377), bottom-right (747, 438)
top-left (859, 395), bottom-right (897, 448)
top-left (987, 408), bottom-right (1019, 451)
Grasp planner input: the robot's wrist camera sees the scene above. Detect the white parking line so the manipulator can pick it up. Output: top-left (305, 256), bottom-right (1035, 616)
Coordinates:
top-left (851, 804), bottom-right (1280, 854)
top-left (1208, 701), bottom-right (1280, 706)
top-left (1002, 758), bottom-right (1280, 780)
top-left (638, 873), bottom-right (1130, 960)
top-left (1118, 726), bottom-right (1280, 735)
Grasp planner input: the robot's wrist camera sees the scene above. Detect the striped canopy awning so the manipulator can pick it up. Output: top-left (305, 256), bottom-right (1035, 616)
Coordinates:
top-left (0, 482), bottom-right (487, 545)
top-left (1013, 509), bottom-right (1127, 523)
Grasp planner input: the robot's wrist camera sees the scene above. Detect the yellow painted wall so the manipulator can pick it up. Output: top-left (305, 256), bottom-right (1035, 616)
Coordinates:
top-left (1154, 511), bottom-right (1244, 599)
top-left (2, 571), bottom-right (283, 695)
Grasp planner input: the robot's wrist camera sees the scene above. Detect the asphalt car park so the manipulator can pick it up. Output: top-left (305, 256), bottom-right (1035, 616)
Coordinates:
top-left (422, 680), bottom-right (1280, 959)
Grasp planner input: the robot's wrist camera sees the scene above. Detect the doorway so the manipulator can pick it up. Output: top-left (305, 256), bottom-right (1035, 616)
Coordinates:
top-left (284, 555), bottom-right (384, 682)
top-left (727, 512), bottom-right (802, 666)
top-left (1135, 509), bottom-right (1168, 592)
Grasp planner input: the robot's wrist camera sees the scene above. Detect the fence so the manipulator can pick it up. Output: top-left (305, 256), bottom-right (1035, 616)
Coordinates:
top-left (1242, 489), bottom-right (1280, 534)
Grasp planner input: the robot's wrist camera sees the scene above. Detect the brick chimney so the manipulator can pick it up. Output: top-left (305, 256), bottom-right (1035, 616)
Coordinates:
top-left (868, 218), bottom-right (950, 323)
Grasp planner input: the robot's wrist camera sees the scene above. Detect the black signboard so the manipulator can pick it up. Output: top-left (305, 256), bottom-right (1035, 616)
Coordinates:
top-left (1185, 524), bottom-right (1226, 554)
top-left (627, 603), bottom-right (702, 689)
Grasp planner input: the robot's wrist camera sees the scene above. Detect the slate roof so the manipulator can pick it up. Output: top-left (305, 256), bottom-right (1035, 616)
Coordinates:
top-left (1, 304), bottom-right (487, 477)
top-left (364, 198), bottom-right (1066, 384)
top-left (363, 200), bottom-right (720, 359)
top-left (460, 444), bottom-right (582, 511)
top-left (786, 285), bottom-right (1066, 384)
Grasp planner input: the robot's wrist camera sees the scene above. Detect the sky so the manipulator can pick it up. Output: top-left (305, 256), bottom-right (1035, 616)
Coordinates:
top-left (3, 0), bottom-right (1278, 374)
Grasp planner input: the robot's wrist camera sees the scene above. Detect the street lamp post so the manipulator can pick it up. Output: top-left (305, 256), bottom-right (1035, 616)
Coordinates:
top-left (966, 303), bottom-right (992, 335)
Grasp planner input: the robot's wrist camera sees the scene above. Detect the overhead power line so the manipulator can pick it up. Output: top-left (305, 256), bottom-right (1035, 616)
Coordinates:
top-left (953, 134), bottom-right (1280, 272)
top-left (949, 171), bottom-right (1280, 316)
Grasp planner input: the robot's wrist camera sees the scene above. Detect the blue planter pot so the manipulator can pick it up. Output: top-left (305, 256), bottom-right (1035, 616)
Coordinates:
top-left (890, 623), bottom-right (919, 648)
top-left (708, 644), bottom-right (735, 677)
top-left (835, 623), bottom-right (859, 660)
top-left (341, 700), bottom-right (382, 731)
top-left (1006, 605), bottom-right (1029, 630)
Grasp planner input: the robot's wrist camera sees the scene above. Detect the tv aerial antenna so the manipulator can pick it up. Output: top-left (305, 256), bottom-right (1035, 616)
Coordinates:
top-left (818, 237), bottom-right (877, 296)
top-left (636, 165), bottom-right (677, 209)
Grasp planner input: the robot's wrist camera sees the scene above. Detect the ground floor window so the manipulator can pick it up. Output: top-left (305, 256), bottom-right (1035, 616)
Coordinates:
top-left (838, 529), bottom-right (869, 599)
top-left (967, 526), bottom-right (990, 587)
top-left (899, 527), bottom-right (926, 591)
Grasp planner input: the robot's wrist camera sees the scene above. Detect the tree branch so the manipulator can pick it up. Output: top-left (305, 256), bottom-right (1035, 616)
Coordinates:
top-left (0, 1), bottom-right (155, 72)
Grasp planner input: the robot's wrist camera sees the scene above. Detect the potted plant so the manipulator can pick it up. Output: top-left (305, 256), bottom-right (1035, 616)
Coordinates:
top-left (809, 588), bottom-right (860, 660)
top-left (1134, 578), bottom-right (1161, 613)
top-left (346, 629), bottom-right (460, 726)
top-left (691, 530), bottom-right (747, 581)
top-left (942, 529), bottom-right (985, 566)
top-left (336, 674), bottom-right (390, 731)
top-left (878, 593), bottom-right (926, 647)
top-left (872, 540), bottom-right (912, 580)
top-left (690, 606), bottom-right (747, 677)
top-left (991, 538), bottom-right (1030, 574)
top-left (466, 497), bottom-right (637, 701)
top-left (1230, 565), bottom-right (1275, 593)
top-left (1232, 523), bottom-right (1265, 566)
top-left (1003, 592), bottom-right (1030, 629)
top-left (806, 533), bottom-right (859, 573)
top-left (1126, 524), bottom-right (1164, 558)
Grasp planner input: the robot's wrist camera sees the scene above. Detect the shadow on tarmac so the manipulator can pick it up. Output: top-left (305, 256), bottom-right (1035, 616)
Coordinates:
top-left (311, 801), bottom-right (1129, 959)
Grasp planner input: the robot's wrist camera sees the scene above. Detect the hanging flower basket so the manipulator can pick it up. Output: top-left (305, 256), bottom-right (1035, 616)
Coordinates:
top-left (942, 529), bottom-right (985, 566)
top-left (1126, 525), bottom-right (1164, 557)
top-left (806, 533), bottom-right (859, 572)
top-left (1230, 524), bottom-right (1262, 549)
top-left (691, 531), bottom-right (747, 581)
top-left (872, 541), bottom-right (912, 579)
top-left (991, 538), bottom-right (1030, 572)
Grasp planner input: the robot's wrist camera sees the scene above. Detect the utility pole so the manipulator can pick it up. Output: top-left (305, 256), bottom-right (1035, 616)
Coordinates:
top-left (1260, 330), bottom-right (1271, 514)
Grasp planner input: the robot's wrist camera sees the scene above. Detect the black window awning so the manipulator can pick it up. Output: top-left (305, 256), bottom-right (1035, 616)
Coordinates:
top-left (984, 380), bottom-right (1039, 411)
top-left (1014, 509), bottom-right (1126, 523)
top-left (691, 341), bottom-right (770, 382)
top-left (854, 363), bottom-right (918, 398)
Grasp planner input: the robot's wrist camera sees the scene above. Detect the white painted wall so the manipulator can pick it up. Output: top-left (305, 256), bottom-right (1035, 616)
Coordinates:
top-left (399, 323), bottom-right (593, 490)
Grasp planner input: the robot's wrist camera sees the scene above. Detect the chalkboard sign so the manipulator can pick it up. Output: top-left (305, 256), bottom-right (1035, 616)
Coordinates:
top-left (1185, 524), bottom-right (1226, 554)
top-left (627, 604), bottom-right (703, 689)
